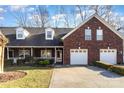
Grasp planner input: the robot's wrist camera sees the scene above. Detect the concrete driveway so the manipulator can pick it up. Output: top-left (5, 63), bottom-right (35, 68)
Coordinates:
top-left (49, 66), bottom-right (124, 88)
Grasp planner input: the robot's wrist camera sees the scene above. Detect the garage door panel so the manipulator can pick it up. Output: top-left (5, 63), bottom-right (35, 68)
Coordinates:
top-left (100, 49), bottom-right (117, 64)
top-left (70, 49), bottom-right (88, 65)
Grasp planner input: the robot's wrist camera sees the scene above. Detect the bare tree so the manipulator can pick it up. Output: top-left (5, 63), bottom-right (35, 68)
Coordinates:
top-left (88, 5), bottom-right (124, 29)
top-left (10, 7), bottom-right (29, 27)
top-left (34, 5), bottom-right (49, 28)
top-left (76, 5), bottom-right (89, 22)
top-left (52, 6), bottom-right (60, 28)
top-left (59, 6), bottom-right (70, 28)
top-left (70, 6), bottom-right (77, 27)
top-left (9, 5), bottom-right (123, 29)
top-left (89, 5), bottom-right (113, 22)
top-left (11, 5), bottom-right (50, 28)
top-left (14, 12), bottom-right (28, 27)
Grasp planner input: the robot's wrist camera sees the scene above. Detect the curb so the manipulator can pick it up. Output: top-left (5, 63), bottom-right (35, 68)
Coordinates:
top-left (49, 67), bottom-right (55, 88)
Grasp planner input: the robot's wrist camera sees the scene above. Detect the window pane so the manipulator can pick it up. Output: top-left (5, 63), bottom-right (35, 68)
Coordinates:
top-left (97, 35), bottom-right (103, 40)
top-left (97, 30), bottom-right (103, 35)
top-left (18, 34), bottom-right (23, 38)
top-left (46, 50), bottom-right (52, 57)
top-left (19, 50), bottom-right (30, 57)
top-left (25, 50), bottom-right (30, 57)
top-left (47, 31), bottom-right (52, 38)
top-left (97, 30), bottom-right (103, 40)
top-left (85, 35), bottom-right (92, 40)
top-left (9, 50), bottom-right (14, 57)
top-left (41, 50), bottom-right (46, 57)
top-left (85, 29), bottom-right (91, 35)
top-left (85, 29), bottom-right (91, 40)
top-left (41, 50), bottom-right (52, 58)
top-left (19, 50), bottom-right (24, 57)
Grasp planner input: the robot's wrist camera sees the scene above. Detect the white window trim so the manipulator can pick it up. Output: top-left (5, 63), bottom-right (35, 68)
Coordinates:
top-left (45, 28), bottom-right (54, 40)
top-left (96, 29), bottom-right (103, 40)
top-left (16, 31), bottom-right (25, 39)
top-left (40, 49), bottom-right (52, 58)
top-left (85, 28), bottom-right (92, 40)
top-left (16, 27), bottom-right (29, 40)
top-left (19, 49), bottom-right (30, 58)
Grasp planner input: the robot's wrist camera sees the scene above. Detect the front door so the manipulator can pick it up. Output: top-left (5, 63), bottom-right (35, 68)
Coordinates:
top-left (56, 50), bottom-right (62, 64)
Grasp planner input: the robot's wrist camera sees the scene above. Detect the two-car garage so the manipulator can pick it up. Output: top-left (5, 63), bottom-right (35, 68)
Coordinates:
top-left (70, 49), bottom-right (117, 65)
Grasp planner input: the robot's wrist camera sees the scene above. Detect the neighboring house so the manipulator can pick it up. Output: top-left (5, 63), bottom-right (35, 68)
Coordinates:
top-left (0, 14), bottom-right (124, 65)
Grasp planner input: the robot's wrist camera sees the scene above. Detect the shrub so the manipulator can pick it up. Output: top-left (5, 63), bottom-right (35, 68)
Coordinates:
top-left (93, 61), bottom-right (112, 70)
top-left (34, 59), bottom-right (43, 65)
top-left (38, 60), bottom-right (50, 66)
top-left (25, 56), bottom-right (35, 65)
top-left (49, 59), bottom-right (54, 65)
top-left (17, 59), bottom-right (25, 66)
top-left (109, 66), bottom-right (124, 75)
top-left (93, 61), bottom-right (124, 75)
top-left (4, 59), bottom-right (13, 66)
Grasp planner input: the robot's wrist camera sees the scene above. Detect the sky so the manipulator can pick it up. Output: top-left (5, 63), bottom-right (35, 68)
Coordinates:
top-left (0, 5), bottom-right (124, 27)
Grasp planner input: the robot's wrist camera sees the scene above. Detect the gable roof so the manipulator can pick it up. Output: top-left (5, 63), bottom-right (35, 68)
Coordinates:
top-left (62, 14), bottom-right (124, 40)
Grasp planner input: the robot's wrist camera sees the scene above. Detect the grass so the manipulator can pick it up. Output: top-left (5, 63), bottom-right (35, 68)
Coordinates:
top-left (0, 66), bottom-right (53, 88)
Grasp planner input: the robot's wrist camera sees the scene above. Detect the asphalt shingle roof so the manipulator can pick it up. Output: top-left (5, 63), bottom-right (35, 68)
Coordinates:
top-left (0, 27), bottom-right (72, 46)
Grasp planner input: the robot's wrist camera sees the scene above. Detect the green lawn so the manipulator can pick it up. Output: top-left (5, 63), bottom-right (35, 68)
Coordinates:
top-left (0, 66), bottom-right (53, 88)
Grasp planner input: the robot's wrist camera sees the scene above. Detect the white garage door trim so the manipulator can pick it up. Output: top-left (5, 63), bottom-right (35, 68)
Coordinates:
top-left (100, 49), bottom-right (117, 64)
top-left (70, 49), bottom-right (88, 65)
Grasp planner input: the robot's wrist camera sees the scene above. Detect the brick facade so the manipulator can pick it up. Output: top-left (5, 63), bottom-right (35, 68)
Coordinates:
top-left (63, 17), bottom-right (123, 65)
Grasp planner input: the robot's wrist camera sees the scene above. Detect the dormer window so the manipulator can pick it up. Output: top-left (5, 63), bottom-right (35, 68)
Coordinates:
top-left (18, 33), bottom-right (23, 38)
top-left (16, 27), bottom-right (29, 40)
top-left (47, 31), bottom-right (52, 38)
top-left (45, 28), bottom-right (55, 40)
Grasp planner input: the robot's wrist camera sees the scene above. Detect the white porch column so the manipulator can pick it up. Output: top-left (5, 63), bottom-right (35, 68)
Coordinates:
top-left (54, 47), bottom-right (56, 64)
top-left (31, 47), bottom-right (33, 57)
top-left (7, 47), bottom-right (9, 59)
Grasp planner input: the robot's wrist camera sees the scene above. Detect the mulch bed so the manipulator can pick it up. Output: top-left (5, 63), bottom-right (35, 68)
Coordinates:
top-left (0, 71), bottom-right (27, 83)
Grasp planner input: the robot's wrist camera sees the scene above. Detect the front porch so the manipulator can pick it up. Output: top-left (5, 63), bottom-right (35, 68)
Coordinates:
top-left (4, 46), bottom-right (63, 65)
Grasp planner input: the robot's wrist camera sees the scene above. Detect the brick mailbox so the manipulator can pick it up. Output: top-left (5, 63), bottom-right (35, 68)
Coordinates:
top-left (0, 32), bottom-right (8, 73)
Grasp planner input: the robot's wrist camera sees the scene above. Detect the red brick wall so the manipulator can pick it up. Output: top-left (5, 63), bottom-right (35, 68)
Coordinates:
top-left (63, 17), bottom-right (123, 65)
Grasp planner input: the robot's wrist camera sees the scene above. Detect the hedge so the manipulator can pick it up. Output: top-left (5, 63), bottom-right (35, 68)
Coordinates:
top-left (109, 66), bottom-right (124, 75)
top-left (38, 60), bottom-right (50, 65)
top-left (34, 59), bottom-right (54, 67)
top-left (93, 61), bottom-right (113, 70)
top-left (93, 61), bottom-right (124, 75)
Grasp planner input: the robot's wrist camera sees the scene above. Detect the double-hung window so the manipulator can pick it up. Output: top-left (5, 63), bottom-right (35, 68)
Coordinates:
top-left (85, 28), bottom-right (92, 40)
top-left (41, 50), bottom-right (52, 58)
top-left (96, 29), bottom-right (103, 40)
top-left (19, 49), bottom-right (30, 58)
